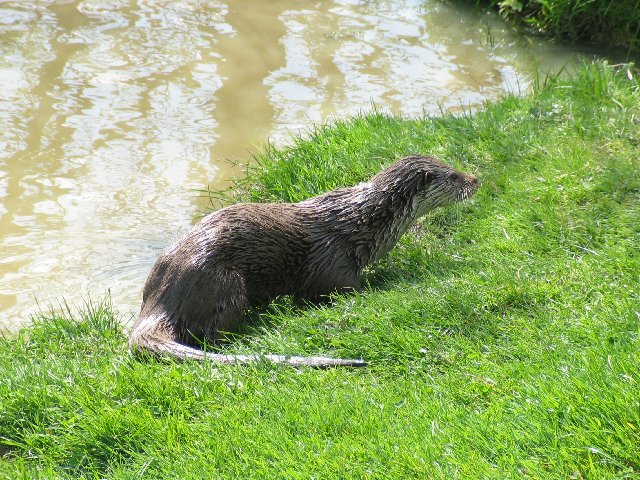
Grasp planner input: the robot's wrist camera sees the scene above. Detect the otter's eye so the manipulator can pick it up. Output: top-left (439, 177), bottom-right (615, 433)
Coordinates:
top-left (448, 172), bottom-right (459, 182)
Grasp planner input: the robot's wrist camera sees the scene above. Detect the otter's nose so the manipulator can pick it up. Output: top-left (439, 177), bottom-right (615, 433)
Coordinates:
top-left (464, 174), bottom-right (478, 186)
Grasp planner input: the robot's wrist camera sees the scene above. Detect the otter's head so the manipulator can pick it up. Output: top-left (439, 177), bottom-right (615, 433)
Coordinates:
top-left (375, 155), bottom-right (478, 216)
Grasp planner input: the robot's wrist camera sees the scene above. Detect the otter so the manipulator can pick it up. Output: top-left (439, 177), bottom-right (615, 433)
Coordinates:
top-left (129, 155), bottom-right (478, 367)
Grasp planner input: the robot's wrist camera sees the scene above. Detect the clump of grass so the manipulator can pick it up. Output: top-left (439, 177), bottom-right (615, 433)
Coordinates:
top-left (1, 62), bottom-right (639, 478)
top-left (479, 0), bottom-right (640, 54)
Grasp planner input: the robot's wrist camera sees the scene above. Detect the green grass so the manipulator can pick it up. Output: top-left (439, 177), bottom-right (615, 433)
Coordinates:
top-left (478, 0), bottom-right (640, 54)
top-left (1, 62), bottom-right (639, 478)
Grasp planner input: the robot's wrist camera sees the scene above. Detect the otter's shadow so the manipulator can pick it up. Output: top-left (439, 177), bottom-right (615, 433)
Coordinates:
top-left (197, 296), bottom-right (326, 350)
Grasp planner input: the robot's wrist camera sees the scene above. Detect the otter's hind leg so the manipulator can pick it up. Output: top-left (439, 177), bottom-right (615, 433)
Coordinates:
top-left (178, 268), bottom-right (249, 345)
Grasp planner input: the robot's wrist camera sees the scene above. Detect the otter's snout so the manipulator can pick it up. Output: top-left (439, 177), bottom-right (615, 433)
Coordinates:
top-left (467, 174), bottom-right (478, 190)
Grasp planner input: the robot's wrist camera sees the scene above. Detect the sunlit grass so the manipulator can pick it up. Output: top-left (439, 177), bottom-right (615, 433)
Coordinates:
top-left (1, 62), bottom-right (639, 478)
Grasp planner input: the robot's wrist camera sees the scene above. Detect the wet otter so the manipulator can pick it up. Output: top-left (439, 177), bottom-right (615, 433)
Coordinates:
top-left (130, 155), bottom-right (478, 367)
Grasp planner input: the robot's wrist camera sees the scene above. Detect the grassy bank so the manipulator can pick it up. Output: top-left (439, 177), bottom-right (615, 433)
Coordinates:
top-left (2, 62), bottom-right (639, 479)
top-left (478, 0), bottom-right (640, 53)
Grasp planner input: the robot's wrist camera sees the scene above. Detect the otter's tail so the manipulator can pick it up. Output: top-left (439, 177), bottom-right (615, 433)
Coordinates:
top-left (129, 317), bottom-right (367, 368)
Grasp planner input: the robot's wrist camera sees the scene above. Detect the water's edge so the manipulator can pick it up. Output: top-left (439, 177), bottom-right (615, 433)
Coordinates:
top-left (0, 0), bottom-right (619, 329)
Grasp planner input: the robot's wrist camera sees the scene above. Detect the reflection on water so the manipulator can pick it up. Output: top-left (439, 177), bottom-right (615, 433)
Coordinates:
top-left (0, 0), bottom-right (613, 329)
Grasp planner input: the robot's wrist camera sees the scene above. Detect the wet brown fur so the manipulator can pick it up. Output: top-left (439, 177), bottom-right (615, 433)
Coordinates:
top-left (129, 155), bottom-right (478, 367)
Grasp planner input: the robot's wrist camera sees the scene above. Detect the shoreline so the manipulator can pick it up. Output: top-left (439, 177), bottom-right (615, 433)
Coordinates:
top-left (477, 0), bottom-right (640, 54)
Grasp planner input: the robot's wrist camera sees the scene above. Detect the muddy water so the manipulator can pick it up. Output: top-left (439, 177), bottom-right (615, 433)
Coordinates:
top-left (0, 0), bottom-right (606, 329)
